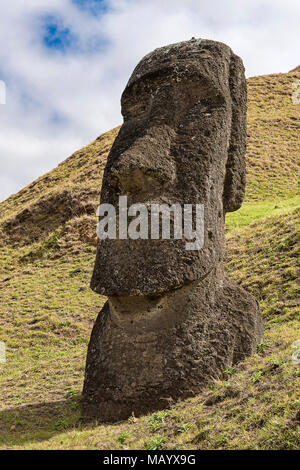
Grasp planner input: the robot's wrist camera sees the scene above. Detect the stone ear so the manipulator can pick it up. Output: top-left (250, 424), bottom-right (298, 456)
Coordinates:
top-left (223, 53), bottom-right (247, 213)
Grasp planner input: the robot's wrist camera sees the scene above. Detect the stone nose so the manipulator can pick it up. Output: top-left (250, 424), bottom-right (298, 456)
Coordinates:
top-left (109, 148), bottom-right (176, 194)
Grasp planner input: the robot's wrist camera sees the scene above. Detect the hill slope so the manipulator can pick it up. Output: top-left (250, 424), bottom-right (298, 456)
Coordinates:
top-left (0, 70), bottom-right (299, 450)
top-left (0, 71), bottom-right (299, 246)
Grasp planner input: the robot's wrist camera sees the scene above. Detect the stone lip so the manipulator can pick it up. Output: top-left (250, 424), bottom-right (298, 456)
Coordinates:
top-left (91, 238), bottom-right (214, 296)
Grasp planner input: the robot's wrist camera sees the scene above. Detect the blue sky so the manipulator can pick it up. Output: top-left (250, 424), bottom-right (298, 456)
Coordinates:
top-left (0, 0), bottom-right (299, 201)
top-left (72, 0), bottom-right (108, 15)
top-left (43, 17), bottom-right (76, 52)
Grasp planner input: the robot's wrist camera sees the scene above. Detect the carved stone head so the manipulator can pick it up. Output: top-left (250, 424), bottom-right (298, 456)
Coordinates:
top-left (91, 38), bottom-right (247, 296)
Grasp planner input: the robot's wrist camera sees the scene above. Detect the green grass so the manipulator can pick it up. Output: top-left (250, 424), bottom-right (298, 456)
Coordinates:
top-left (226, 196), bottom-right (300, 232)
top-left (0, 205), bottom-right (299, 450)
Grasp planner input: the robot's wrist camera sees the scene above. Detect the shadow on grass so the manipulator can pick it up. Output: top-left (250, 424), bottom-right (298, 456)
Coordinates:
top-left (0, 398), bottom-right (82, 448)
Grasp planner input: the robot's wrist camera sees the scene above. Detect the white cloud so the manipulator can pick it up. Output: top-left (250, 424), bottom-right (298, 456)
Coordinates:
top-left (0, 0), bottom-right (299, 201)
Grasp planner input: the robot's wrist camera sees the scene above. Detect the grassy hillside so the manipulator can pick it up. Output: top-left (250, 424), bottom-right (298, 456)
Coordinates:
top-left (245, 71), bottom-right (299, 202)
top-left (0, 70), bottom-right (299, 450)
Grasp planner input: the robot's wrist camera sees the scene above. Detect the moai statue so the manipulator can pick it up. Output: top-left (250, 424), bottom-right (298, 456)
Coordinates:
top-left (82, 39), bottom-right (263, 422)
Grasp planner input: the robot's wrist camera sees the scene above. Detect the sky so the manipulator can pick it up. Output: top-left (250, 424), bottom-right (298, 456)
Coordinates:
top-left (0, 0), bottom-right (299, 202)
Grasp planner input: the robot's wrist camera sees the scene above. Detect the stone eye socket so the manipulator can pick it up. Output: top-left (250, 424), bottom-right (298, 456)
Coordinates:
top-left (122, 78), bottom-right (157, 119)
top-left (121, 73), bottom-right (171, 120)
top-left (122, 98), bottom-right (151, 120)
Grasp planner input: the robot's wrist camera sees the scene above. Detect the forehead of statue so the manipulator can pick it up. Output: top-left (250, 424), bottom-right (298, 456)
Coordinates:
top-left (125, 57), bottom-right (230, 99)
top-left (126, 41), bottom-right (231, 84)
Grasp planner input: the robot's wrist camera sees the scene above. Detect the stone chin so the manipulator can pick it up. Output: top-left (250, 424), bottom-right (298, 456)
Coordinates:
top-left (90, 236), bottom-right (221, 296)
